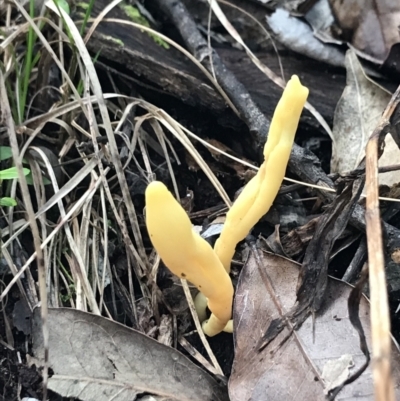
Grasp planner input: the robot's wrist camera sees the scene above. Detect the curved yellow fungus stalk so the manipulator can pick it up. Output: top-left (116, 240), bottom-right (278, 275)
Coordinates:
top-left (145, 181), bottom-right (233, 336)
top-left (194, 292), bottom-right (233, 333)
top-left (214, 75), bottom-right (309, 272)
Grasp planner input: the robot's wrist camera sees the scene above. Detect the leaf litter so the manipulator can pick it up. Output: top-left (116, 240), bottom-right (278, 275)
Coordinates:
top-left (230, 176), bottom-right (400, 400)
top-left (230, 250), bottom-right (400, 401)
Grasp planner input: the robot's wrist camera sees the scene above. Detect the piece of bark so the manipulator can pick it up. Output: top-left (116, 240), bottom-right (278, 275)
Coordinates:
top-left (75, 0), bottom-right (345, 124)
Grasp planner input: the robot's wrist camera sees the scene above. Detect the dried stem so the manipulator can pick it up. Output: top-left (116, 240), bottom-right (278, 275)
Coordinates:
top-left (365, 85), bottom-right (400, 401)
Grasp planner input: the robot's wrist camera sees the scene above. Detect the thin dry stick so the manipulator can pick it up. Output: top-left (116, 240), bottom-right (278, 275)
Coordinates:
top-left (179, 336), bottom-right (221, 376)
top-left (365, 85), bottom-right (400, 401)
top-left (181, 279), bottom-right (224, 376)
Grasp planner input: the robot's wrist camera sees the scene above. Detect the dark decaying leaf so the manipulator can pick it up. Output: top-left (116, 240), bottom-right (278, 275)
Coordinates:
top-left (281, 217), bottom-right (319, 258)
top-left (32, 308), bottom-right (229, 401)
top-left (291, 179), bottom-right (364, 324)
top-left (229, 252), bottom-right (400, 401)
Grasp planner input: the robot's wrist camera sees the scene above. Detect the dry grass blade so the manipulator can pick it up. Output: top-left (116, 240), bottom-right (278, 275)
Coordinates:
top-left (179, 336), bottom-right (222, 376)
top-left (2, 155), bottom-right (101, 249)
top-left (22, 93), bottom-right (122, 129)
top-left (0, 70), bottom-right (49, 401)
top-left (46, 2), bottom-right (149, 273)
top-left (364, 85), bottom-right (400, 401)
top-left (83, 0), bottom-right (122, 44)
top-left (100, 94), bottom-right (232, 206)
top-left (181, 279), bottom-right (224, 375)
top-left (0, 175), bottom-right (103, 303)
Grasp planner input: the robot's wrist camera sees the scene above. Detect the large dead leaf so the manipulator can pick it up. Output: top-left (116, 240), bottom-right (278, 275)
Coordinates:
top-left (229, 252), bottom-right (400, 400)
top-left (329, 0), bottom-right (400, 63)
top-left (331, 50), bottom-right (400, 186)
top-left (31, 308), bottom-right (229, 401)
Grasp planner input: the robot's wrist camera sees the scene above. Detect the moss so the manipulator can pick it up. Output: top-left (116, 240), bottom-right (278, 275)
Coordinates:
top-left (102, 34), bottom-right (124, 47)
top-left (120, 4), bottom-right (146, 24)
top-left (119, 3), bottom-right (169, 49)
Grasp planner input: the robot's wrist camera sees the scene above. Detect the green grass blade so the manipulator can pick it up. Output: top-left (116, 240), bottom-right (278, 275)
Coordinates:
top-left (0, 167), bottom-right (30, 180)
top-left (0, 197), bottom-right (17, 207)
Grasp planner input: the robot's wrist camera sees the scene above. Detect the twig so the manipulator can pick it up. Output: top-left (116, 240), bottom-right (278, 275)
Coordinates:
top-left (342, 237), bottom-right (367, 282)
top-left (364, 85), bottom-right (400, 401)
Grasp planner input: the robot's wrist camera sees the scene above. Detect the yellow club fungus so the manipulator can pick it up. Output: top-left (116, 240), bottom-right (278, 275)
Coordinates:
top-left (145, 75), bottom-right (308, 336)
top-left (214, 75), bottom-right (309, 272)
top-left (145, 181), bottom-right (233, 336)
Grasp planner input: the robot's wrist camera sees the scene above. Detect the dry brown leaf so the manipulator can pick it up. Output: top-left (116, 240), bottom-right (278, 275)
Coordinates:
top-left (32, 308), bottom-right (229, 401)
top-left (229, 252), bottom-right (400, 400)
